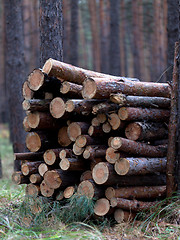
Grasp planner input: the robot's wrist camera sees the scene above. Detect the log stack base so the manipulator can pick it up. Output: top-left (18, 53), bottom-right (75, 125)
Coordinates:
top-left (13, 59), bottom-right (171, 224)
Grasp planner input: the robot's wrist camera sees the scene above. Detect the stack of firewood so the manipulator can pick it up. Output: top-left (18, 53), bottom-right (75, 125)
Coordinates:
top-left (12, 58), bottom-right (171, 223)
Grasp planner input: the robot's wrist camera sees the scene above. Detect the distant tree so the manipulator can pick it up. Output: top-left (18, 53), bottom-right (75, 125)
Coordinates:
top-left (39, 0), bottom-right (63, 66)
top-left (70, 0), bottom-right (79, 65)
top-left (167, 0), bottom-right (178, 81)
top-left (4, 0), bottom-right (26, 170)
top-left (63, 0), bottom-right (71, 63)
top-left (109, 0), bottom-right (120, 76)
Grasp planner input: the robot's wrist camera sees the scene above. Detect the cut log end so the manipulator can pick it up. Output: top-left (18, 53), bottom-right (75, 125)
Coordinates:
top-left (80, 170), bottom-right (92, 182)
top-left (114, 158), bottom-right (130, 175)
top-left (106, 147), bottom-right (120, 164)
top-left (26, 184), bottom-right (40, 197)
top-left (22, 81), bottom-right (34, 100)
top-left (77, 180), bottom-right (95, 199)
top-left (60, 81), bottom-right (71, 94)
top-left (108, 113), bottom-right (121, 130)
top-left (125, 122), bottom-right (141, 141)
top-left (23, 116), bottom-right (31, 132)
top-left (42, 58), bottom-right (53, 75)
top-left (92, 162), bottom-right (109, 185)
top-left (118, 107), bottom-right (128, 121)
top-left (58, 126), bottom-right (72, 147)
top-left (65, 100), bottom-right (75, 112)
top-left (64, 186), bottom-right (75, 198)
top-left (105, 187), bottom-right (116, 200)
top-left (75, 135), bottom-right (87, 148)
top-left (73, 144), bottom-right (84, 155)
top-left (114, 209), bottom-right (135, 223)
top-left (27, 112), bottom-right (40, 129)
top-left (40, 180), bottom-right (54, 197)
top-left (59, 158), bottom-right (70, 170)
top-left (111, 137), bottom-right (122, 150)
top-left (102, 122), bottom-right (111, 133)
top-left (50, 97), bottom-right (66, 119)
top-left (68, 122), bottom-right (82, 141)
top-left (82, 78), bottom-right (97, 99)
top-left (26, 132), bottom-right (41, 152)
top-left (38, 163), bottom-right (49, 177)
top-left (94, 198), bottom-right (110, 216)
top-left (44, 170), bottom-right (62, 189)
top-left (43, 149), bottom-right (57, 165)
top-left (56, 190), bottom-right (64, 201)
top-left (28, 69), bottom-right (44, 91)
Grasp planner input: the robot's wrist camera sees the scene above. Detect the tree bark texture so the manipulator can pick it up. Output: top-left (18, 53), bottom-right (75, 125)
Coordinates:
top-left (70, 0), bottom-right (78, 65)
top-left (39, 0), bottom-right (63, 66)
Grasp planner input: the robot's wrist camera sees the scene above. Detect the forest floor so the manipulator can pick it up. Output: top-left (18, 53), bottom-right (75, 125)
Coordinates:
top-left (0, 125), bottom-right (180, 240)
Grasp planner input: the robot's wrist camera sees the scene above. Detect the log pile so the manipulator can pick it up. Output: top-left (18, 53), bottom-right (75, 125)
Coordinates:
top-left (13, 58), bottom-right (171, 223)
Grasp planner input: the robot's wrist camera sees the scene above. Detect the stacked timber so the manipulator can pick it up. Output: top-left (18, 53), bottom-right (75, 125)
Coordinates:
top-left (13, 58), bottom-right (171, 224)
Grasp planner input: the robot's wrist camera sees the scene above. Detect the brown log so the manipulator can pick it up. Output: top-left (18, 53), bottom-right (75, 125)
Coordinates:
top-left (77, 180), bottom-right (104, 199)
top-left (59, 149), bottom-right (74, 159)
top-left (28, 68), bottom-right (61, 91)
top-left (21, 161), bottom-right (43, 176)
top-left (14, 152), bottom-right (44, 161)
top-left (29, 173), bottom-right (43, 184)
top-left (108, 113), bottom-right (121, 130)
top-left (38, 163), bottom-right (51, 177)
top-left (110, 197), bottom-right (158, 212)
top-left (110, 93), bottom-right (170, 108)
top-left (40, 180), bottom-right (54, 197)
top-left (102, 122), bottom-right (111, 133)
top-left (80, 170), bottom-right (92, 182)
top-left (22, 99), bottom-right (51, 112)
top-left (111, 137), bottom-right (167, 157)
top-left (22, 81), bottom-right (34, 100)
top-left (42, 58), bottom-right (137, 85)
top-left (91, 117), bottom-right (100, 127)
top-left (58, 126), bottom-right (72, 147)
top-left (114, 209), bottom-right (136, 223)
top-left (166, 42), bottom-right (179, 198)
top-left (27, 112), bottom-right (61, 130)
top-left (12, 171), bottom-right (30, 184)
top-left (43, 149), bottom-right (62, 165)
top-left (90, 158), bottom-right (105, 171)
top-left (114, 157), bottom-right (167, 176)
top-left (82, 77), bottom-right (170, 99)
top-left (65, 99), bottom-right (99, 115)
top-left (60, 81), bottom-right (83, 98)
top-left (72, 143), bottom-right (84, 156)
top-left (125, 122), bottom-right (168, 141)
top-left (44, 169), bottom-right (79, 189)
top-left (56, 190), bottom-right (64, 201)
top-left (23, 116), bottom-right (31, 132)
top-left (92, 162), bottom-right (166, 186)
top-left (26, 183), bottom-right (40, 197)
top-left (75, 135), bottom-right (100, 148)
top-left (94, 198), bottom-right (110, 216)
top-left (26, 132), bottom-right (57, 152)
top-left (83, 145), bottom-right (107, 160)
top-left (105, 185), bottom-right (166, 200)
top-left (92, 102), bottom-right (118, 115)
top-left (118, 107), bottom-right (170, 122)
top-left (63, 186), bottom-right (75, 198)
top-left (67, 122), bottom-right (90, 141)
top-left (88, 125), bottom-right (104, 137)
top-left (97, 113), bottom-right (106, 123)
top-left (50, 97), bottom-right (66, 119)
top-left (59, 158), bottom-right (86, 171)
top-left (105, 147), bottom-right (120, 164)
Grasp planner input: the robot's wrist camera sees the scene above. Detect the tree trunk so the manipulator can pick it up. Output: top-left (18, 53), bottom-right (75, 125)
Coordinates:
top-left (39, 0), bottom-right (63, 66)
top-left (4, 0), bottom-right (26, 170)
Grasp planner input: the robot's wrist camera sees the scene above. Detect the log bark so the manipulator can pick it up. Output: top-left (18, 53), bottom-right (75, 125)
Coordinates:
top-left (92, 162), bottom-right (166, 186)
top-left (110, 93), bottom-right (170, 108)
top-left (118, 107), bottom-right (170, 122)
top-left (94, 198), bottom-right (110, 216)
top-left (21, 161), bottom-right (43, 176)
top-left (114, 209), bottom-right (136, 223)
top-left (75, 135), bottom-right (100, 148)
top-left (65, 99), bottom-right (99, 115)
top-left (29, 173), bottom-right (43, 184)
top-left (42, 58), bottom-right (137, 85)
top-left (22, 99), bottom-right (51, 112)
top-left (27, 112), bottom-right (62, 130)
top-left (40, 180), bottom-right (54, 197)
top-left (60, 81), bottom-right (82, 98)
top-left (125, 122), bottom-right (168, 141)
top-left (58, 126), bottom-right (72, 147)
top-left (114, 157), bottom-right (167, 176)
top-left (14, 152), bottom-right (44, 161)
top-left (105, 185), bottom-right (166, 200)
top-left (92, 102), bottom-right (118, 115)
top-left (82, 77), bottom-right (170, 99)
top-left (77, 180), bottom-right (104, 199)
top-left (111, 137), bottom-right (167, 157)
top-left (43, 148), bottom-right (62, 165)
top-left (80, 170), bottom-right (92, 182)
top-left (64, 186), bottom-right (75, 198)
top-left (67, 122), bottom-right (90, 141)
top-left (12, 171), bottom-right (30, 184)
top-left (166, 42), bottom-right (178, 197)
top-left (59, 158), bottom-right (86, 171)
top-left (26, 183), bottom-right (40, 197)
top-left (110, 197), bottom-right (158, 212)
top-left (44, 169), bottom-right (79, 189)
top-left (50, 97), bottom-right (66, 119)
top-left (83, 145), bottom-right (107, 160)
